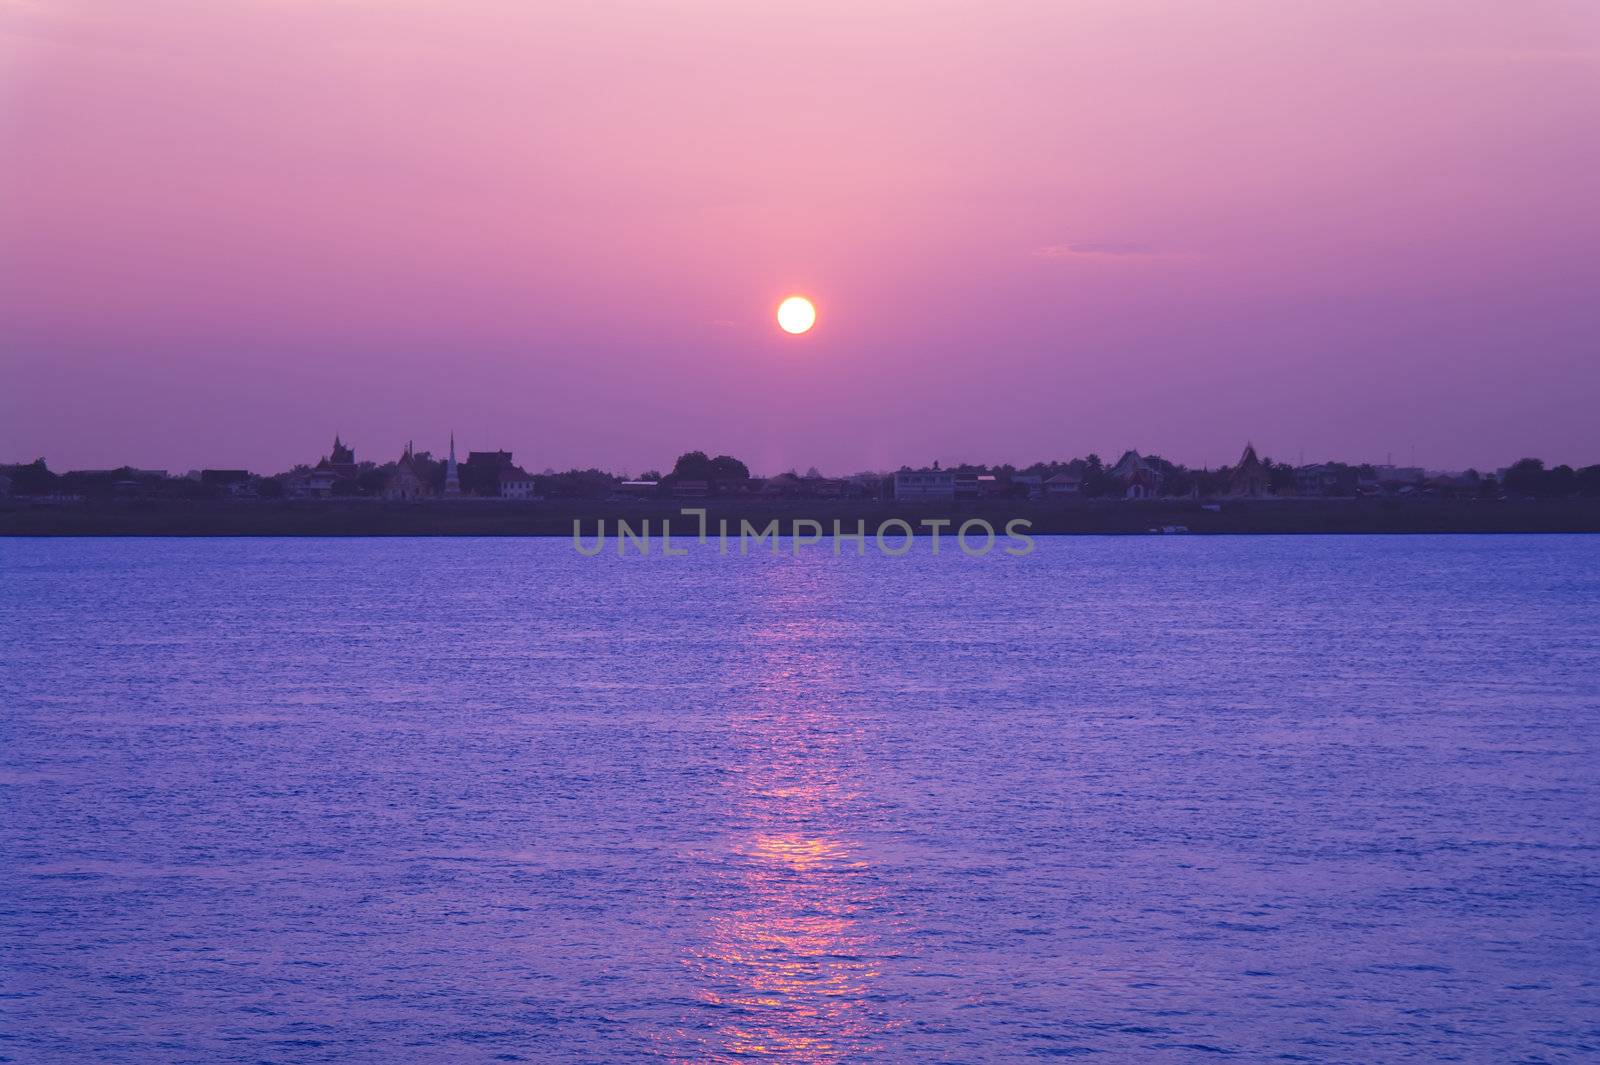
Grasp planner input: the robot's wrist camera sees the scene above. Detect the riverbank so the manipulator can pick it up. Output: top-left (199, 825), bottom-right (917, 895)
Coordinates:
top-left (4, 497), bottom-right (1600, 536)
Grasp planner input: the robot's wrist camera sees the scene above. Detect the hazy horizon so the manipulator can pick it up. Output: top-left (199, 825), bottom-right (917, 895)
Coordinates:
top-left (4, 1), bottom-right (1598, 474)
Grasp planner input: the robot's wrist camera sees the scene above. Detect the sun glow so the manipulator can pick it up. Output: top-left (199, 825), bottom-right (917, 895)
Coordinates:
top-left (776, 296), bottom-right (816, 335)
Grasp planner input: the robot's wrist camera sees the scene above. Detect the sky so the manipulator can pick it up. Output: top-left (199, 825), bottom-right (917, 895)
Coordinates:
top-left (2, 0), bottom-right (1598, 476)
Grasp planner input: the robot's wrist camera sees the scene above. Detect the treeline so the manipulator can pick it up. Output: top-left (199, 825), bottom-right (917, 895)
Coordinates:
top-left (6, 453), bottom-right (1600, 503)
top-left (1500, 458), bottom-right (1600, 499)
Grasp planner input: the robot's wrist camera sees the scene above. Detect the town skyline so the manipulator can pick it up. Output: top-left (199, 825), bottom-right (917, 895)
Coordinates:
top-left (7, 432), bottom-right (1593, 495)
top-left (1, 424), bottom-right (1587, 485)
top-left (5, 429), bottom-right (1592, 485)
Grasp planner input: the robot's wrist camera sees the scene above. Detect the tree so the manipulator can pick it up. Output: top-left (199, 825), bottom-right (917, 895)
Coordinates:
top-left (538, 468), bottom-right (617, 499)
top-left (670, 451), bottom-right (712, 479)
top-left (1502, 458), bottom-right (1546, 497)
top-left (1578, 465), bottom-right (1600, 498)
top-left (5, 459), bottom-right (58, 495)
top-left (709, 455), bottom-right (750, 480)
top-left (1548, 465), bottom-right (1577, 498)
top-left (670, 451), bottom-right (749, 483)
top-left (1081, 468), bottom-right (1116, 498)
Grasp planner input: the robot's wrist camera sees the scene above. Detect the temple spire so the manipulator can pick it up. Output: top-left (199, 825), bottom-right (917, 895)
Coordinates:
top-left (444, 430), bottom-right (461, 496)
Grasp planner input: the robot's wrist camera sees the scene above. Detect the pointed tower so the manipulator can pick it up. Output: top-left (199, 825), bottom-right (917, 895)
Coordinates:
top-left (1230, 442), bottom-right (1268, 497)
top-left (444, 431), bottom-right (461, 496)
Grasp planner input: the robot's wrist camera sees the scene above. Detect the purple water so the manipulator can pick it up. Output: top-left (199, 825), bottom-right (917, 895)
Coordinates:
top-left (2, 536), bottom-right (1598, 1062)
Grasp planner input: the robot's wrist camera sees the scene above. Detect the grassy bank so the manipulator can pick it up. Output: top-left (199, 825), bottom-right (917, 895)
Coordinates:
top-left (4, 497), bottom-right (1600, 536)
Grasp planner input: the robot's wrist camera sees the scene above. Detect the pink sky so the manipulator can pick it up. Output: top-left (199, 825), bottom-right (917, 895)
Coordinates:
top-left (3, 1), bottom-right (1597, 475)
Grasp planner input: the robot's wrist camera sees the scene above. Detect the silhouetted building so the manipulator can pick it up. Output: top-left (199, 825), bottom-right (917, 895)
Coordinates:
top-left (1111, 450), bottom-right (1162, 499)
top-left (309, 466), bottom-right (339, 496)
top-left (499, 465), bottom-right (536, 500)
top-left (895, 466), bottom-right (955, 501)
top-left (200, 469), bottom-right (250, 487)
top-left (1295, 463), bottom-right (1341, 497)
top-left (460, 447), bottom-right (521, 496)
top-left (326, 435), bottom-right (358, 479)
top-left (444, 433), bottom-right (461, 497)
top-left (1043, 473), bottom-right (1081, 497)
top-left (385, 443), bottom-right (431, 501)
top-left (1374, 465), bottom-right (1425, 487)
top-left (807, 477), bottom-right (846, 499)
top-left (466, 450), bottom-right (514, 469)
top-left (617, 480), bottom-right (658, 497)
top-left (1230, 444), bottom-right (1268, 497)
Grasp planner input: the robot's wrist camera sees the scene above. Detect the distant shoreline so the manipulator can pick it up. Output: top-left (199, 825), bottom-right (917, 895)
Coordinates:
top-left (4, 498), bottom-right (1600, 537)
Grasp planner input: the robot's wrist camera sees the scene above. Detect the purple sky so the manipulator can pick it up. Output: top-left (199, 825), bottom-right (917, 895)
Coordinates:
top-left (3, 1), bottom-right (1597, 476)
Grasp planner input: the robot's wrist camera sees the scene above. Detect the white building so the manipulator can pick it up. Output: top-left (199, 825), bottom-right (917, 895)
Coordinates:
top-left (499, 466), bottom-right (536, 499)
top-left (385, 443), bottom-right (431, 501)
top-left (1044, 473), bottom-right (1082, 497)
top-left (894, 467), bottom-right (955, 501)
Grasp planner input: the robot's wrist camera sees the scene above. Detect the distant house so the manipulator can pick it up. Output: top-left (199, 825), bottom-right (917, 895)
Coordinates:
top-left (1229, 444), bottom-right (1269, 497)
top-left (806, 477), bottom-right (846, 499)
top-left (1295, 463), bottom-right (1336, 497)
top-left (460, 448), bottom-right (533, 497)
top-left (308, 465), bottom-right (339, 497)
top-left (1374, 465), bottom-right (1425, 487)
top-left (846, 473), bottom-right (887, 500)
top-left (499, 465), bottom-right (536, 500)
top-left (616, 480), bottom-right (659, 497)
top-left (285, 465), bottom-right (340, 500)
top-left (1111, 450), bottom-right (1162, 499)
top-left (672, 479), bottom-right (710, 499)
top-left (1425, 473), bottom-right (1478, 498)
top-left (1011, 474), bottom-right (1043, 501)
top-left (385, 444), bottom-right (431, 501)
top-left (286, 436), bottom-right (359, 498)
top-left (201, 469), bottom-right (250, 488)
top-left (951, 471), bottom-right (1005, 499)
top-left (77, 467), bottom-right (168, 479)
top-left (894, 467), bottom-right (955, 501)
top-left (467, 450), bottom-right (514, 469)
top-left (761, 473), bottom-right (803, 498)
top-left (199, 470), bottom-right (258, 499)
top-left (1043, 473), bottom-right (1081, 497)
top-left (710, 476), bottom-right (756, 497)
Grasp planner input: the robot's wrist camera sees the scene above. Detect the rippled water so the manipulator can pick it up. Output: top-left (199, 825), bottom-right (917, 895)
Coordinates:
top-left (2, 536), bottom-right (1598, 1062)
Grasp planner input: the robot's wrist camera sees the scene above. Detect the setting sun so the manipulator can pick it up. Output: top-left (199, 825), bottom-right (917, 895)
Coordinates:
top-left (776, 296), bottom-right (816, 335)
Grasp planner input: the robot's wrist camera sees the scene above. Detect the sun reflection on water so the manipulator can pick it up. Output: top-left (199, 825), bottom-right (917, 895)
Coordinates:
top-left (697, 831), bottom-right (881, 1059)
top-left (681, 572), bottom-right (897, 1062)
